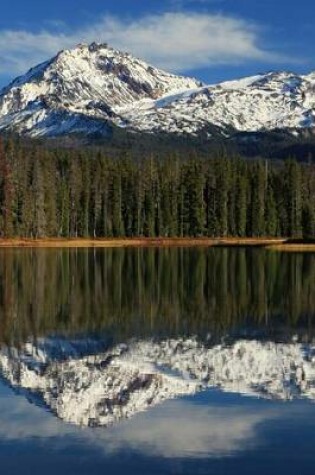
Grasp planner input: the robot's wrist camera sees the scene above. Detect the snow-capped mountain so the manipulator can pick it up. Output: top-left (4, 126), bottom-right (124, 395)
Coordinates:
top-left (1, 336), bottom-right (315, 427)
top-left (120, 72), bottom-right (315, 136)
top-left (0, 42), bottom-right (315, 138)
top-left (0, 43), bottom-right (201, 137)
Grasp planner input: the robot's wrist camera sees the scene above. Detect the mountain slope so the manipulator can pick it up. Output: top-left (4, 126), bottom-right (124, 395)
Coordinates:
top-left (0, 43), bottom-right (314, 139)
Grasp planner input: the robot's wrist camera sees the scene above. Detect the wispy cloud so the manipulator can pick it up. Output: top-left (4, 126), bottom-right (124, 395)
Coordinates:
top-left (0, 12), bottom-right (282, 77)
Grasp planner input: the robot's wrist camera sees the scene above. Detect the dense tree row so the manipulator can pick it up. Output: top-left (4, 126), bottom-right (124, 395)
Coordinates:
top-left (0, 138), bottom-right (314, 238)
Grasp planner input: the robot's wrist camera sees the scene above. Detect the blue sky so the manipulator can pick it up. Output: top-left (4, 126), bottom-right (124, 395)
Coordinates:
top-left (0, 0), bottom-right (314, 87)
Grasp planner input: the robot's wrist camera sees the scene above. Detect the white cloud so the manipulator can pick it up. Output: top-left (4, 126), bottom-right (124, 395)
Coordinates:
top-left (103, 401), bottom-right (275, 458)
top-left (0, 30), bottom-right (72, 75)
top-left (0, 12), bottom-right (280, 77)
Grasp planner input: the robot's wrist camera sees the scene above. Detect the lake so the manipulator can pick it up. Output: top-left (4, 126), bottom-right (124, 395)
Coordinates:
top-left (1, 247), bottom-right (315, 474)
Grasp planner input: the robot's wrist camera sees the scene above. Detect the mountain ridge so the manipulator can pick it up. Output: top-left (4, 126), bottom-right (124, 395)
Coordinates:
top-left (0, 42), bottom-right (314, 140)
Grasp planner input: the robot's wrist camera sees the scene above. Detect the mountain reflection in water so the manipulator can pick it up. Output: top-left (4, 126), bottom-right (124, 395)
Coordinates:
top-left (1, 336), bottom-right (315, 427)
top-left (0, 247), bottom-right (315, 428)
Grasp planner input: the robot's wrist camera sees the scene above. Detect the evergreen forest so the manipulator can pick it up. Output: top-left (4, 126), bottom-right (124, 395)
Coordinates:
top-left (0, 137), bottom-right (314, 239)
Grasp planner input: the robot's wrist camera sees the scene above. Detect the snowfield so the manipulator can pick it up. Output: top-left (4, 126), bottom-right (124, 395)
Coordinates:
top-left (1, 337), bottom-right (315, 427)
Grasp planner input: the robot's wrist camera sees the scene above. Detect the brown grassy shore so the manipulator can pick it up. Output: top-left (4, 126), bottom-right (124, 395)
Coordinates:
top-left (0, 237), bottom-right (288, 248)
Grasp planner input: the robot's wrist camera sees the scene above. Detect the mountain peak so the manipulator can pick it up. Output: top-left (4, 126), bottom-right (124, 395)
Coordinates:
top-left (56, 42), bottom-right (114, 58)
top-left (0, 43), bottom-right (201, 137)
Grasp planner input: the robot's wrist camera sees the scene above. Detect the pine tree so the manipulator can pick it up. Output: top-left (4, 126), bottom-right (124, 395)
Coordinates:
top-left (0, 138), bottom-right (14, 237)
top-left (265, 178), bottom-right (278, 236)
top-left (249, 162), bottom-right (266, 237)
top-left (32, 153), bottom-right (46, 238)
top-left (215, 159), bottom-right (229, 237)
top-left (286, 160), bottom-right (302, 238)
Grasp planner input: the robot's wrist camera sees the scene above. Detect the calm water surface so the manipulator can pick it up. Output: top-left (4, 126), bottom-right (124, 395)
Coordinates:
top-left (1, 247), bottom-right (315, 474)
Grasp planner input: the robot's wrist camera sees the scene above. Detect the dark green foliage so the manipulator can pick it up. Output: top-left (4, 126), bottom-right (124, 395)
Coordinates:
top-left (0, 137), bottom-right (314, 238)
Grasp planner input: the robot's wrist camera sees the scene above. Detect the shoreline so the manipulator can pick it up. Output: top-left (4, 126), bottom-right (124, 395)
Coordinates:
top-left (0, 237), bottom-right (314, 251)
top-left (0, 237), bottom-right (293, 248)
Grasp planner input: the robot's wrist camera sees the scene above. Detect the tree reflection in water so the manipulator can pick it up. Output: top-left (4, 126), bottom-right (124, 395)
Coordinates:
top-left (0, 247), bottom-right (314, 346)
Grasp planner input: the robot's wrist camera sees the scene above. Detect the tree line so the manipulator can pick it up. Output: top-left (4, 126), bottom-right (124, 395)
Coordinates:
top-left (0, 137), bottom-right (314, 238)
